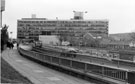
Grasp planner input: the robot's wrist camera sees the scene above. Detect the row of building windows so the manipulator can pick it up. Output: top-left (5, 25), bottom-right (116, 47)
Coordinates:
top-left (18, 23), bottom-right (107, 27)
top-left (18, 25), bottom-right (108, 28)
top-left (18, 28), bottom-right (107, 33)
top-left (18, 30), bottom-right (107, 36)
top-left (18, 26), bottom-right (107, 31)
top-left (18, 20), bottom-right (108, 24)
top-left (18, 27), bottom-right (108, 32)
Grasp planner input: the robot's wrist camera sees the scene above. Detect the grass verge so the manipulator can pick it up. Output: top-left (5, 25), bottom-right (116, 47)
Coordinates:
top-left (1, 57), bottom-right (33, 84)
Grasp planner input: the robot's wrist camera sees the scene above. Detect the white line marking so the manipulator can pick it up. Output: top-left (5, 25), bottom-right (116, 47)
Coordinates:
top-left (85, 83), bottom-right (96, 84)
top-left (23, 64), bottom-right (32, 67)
top-left (46, 77), bottom-right (61, 81)
top-left (34, 70), bottom-right (44, 73)
top-left (16, 60), bottom-right (23, 62)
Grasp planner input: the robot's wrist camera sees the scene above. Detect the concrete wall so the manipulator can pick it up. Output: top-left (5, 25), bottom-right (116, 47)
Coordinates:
top-left (39, 35), bottom-right (60, 45)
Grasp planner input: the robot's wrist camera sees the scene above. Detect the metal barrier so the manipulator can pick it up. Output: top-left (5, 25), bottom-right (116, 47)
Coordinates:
top-left (18, 47), bottom-right (130, 84)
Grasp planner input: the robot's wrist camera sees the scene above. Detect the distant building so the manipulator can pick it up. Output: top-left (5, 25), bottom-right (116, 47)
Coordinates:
top-left (129, 41), bottom-right (135, 47)
top-left (109, 33), bottom-right (132, 41)
top-left (99, 37), bottom-right (135, 49)
top-left (17, 13), bottom-right (108, 40)
top-left (83, 33), bottom-right (102, 39)
top-left (39, 35), bottom-right (60, 45)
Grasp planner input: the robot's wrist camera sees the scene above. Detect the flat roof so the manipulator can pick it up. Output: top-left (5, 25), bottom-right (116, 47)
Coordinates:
top-left (18, 18), bottom-right (108, 21)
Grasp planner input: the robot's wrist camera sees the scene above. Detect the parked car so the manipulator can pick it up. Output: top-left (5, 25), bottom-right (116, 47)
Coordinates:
top-left (66, 47), bottom-right (79, 53)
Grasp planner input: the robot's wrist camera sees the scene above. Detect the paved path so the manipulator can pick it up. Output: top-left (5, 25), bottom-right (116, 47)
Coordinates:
top-left (2, 48), bottom-right (93, 84)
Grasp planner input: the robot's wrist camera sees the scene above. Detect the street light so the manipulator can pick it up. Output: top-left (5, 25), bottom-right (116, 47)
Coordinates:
top-left (10, 31), bottom-right (13, 41)
top-left (1, 0), bottom-right (5, 28)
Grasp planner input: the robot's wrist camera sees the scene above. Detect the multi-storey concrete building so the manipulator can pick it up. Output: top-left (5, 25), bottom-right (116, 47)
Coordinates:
top-left (17, 13), bottom-right (108, 40)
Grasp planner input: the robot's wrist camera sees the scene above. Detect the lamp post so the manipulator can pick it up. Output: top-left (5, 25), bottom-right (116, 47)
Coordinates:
top-left (0, 1), bottom-right (2, 28)
top-left (10, 32), bottom-right (13, 41)
top-left (0, 13), bottom-right (2, 28)
top-left (1, 0), bottom-right (5, 28)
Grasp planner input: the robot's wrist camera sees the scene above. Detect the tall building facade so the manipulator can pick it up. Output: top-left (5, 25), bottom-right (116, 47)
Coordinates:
top-left (17, 15), bottom-right (108, 40)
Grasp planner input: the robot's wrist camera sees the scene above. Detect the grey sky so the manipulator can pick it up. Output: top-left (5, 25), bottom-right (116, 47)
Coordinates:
top-left (2, 0), bottom-right (135, 38)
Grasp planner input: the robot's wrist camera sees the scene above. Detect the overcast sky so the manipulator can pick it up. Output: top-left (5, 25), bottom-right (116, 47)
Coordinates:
top-left (2, 0), bottom-right (135, 38)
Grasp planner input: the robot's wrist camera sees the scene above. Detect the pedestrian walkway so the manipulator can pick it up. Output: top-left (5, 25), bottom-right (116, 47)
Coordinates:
top-left (2, 47), bottom-right (92, 84)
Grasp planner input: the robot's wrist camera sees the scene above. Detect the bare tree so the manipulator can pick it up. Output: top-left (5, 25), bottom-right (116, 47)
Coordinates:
top-left (81, 35), bottom-right (100, 47)
top-left (56, 28), bottom-right (75, 45)
top-left (68, 37), bottom-right (80, 46)
top-left (57, 30), bottom-right (69, 45)
top-left (130, 32), bottom-right (135, 41)
top-left (1, 25), bottom-right (9, 51)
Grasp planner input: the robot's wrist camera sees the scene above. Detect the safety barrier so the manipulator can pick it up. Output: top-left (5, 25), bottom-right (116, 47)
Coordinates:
top-left (18, 47), bottom-right (133, 84)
